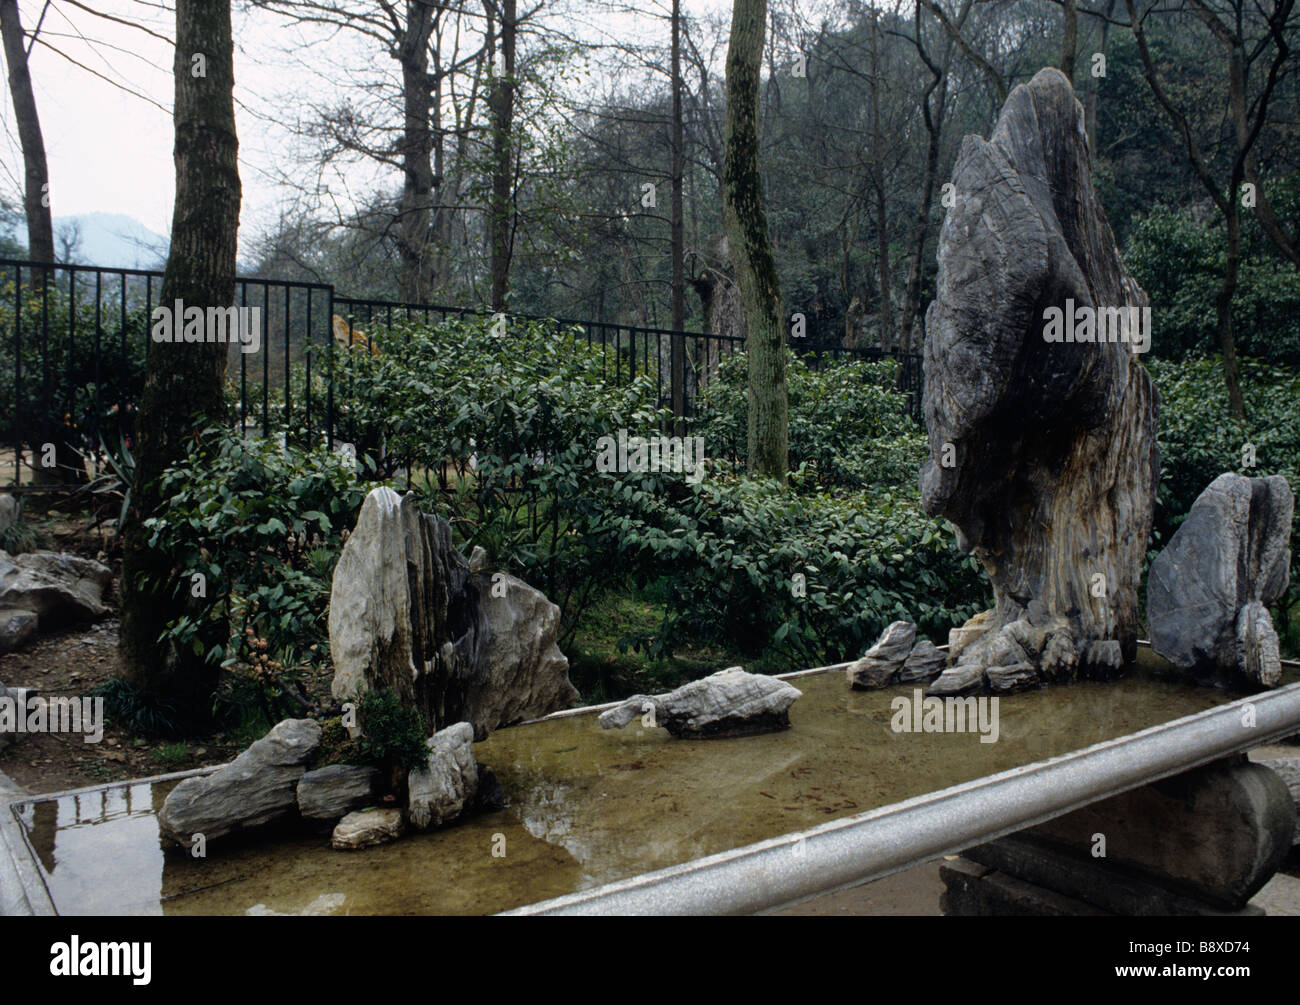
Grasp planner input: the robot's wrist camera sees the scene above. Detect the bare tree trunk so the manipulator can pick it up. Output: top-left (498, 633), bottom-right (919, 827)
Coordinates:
top-left (397, 1), bottom-right (436, 302)
top-left (0, 0), bottom-right (53, 265)
top-left (119, 0), bottom-right (242, 719)
top-left (486, 0), bottom-right (516, 309)
top-left (1061, 0), bottom-right (1078, 79)
top-left (670, 0), bottom-right (686, 429)
top-left (724, 0), bottom-right (787, 481)
top-left (1218, 190), bottom-right (1247, 420)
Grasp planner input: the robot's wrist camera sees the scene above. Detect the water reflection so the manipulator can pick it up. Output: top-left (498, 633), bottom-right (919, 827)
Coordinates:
top-left (12, 657), bottom-right (1284, 915)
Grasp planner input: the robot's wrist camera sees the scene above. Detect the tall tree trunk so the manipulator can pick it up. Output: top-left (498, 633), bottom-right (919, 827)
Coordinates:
top-left (0, 0), bottom-right (53, 266)
top-left (1061, 0), bottom-right (1077, 79)
top-left (670, 0), bottom-right (686, 429)
top-left (1218, 191), bottom-right (1247, 420)
top-left (486, 0), bottom-right (516, 309)
top-left (723, 0), bottom-right (787, 481)
top-left (874, 176), bottom-right (892, 352)
top-left (119, 0), bottom-right (242, 719)
top-left (397, 1), bottom-right (436, 302)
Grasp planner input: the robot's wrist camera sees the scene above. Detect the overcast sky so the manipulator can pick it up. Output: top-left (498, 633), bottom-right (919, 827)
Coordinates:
top-left (1, 0), bottom-right (757, 256)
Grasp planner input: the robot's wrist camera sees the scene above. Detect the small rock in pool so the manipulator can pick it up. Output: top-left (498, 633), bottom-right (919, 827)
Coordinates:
top-left (598, 667), bottom-right (801, 739)
top-left (331, 808), bottom-right (405, 850)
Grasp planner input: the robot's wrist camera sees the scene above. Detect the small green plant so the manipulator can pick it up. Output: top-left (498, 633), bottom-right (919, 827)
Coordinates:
top-left (89, 677), bottom-right (187, 738)
top-left (0, 497), bottom-right (39, 554)
top-left (356, 688), bottom-right (428, 774)
top-left (153, 742), bottom-right (190, 767)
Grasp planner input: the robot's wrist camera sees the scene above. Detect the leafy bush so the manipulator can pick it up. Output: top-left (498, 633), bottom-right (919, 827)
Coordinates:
top-left (693, 352), bottom-right (926, 491)
top-left (142, 428), bottom-right (368, 683)
top-left (356, 689), bottom-right (428, 774)
top-left (0, 273), bottom-right (149, 473)
top-left (607, 476), bottom-right (989, 666)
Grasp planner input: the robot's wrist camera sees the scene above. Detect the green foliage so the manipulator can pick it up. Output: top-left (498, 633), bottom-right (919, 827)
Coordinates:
top-left (694, 352), bottom-right (926, 491)
top-left (356, 689), bottom-right (428, 774)
top-left (141, 427), bottom-right (367, 677)
top-left (608, 475), bottom-right (988, 666)
top-left (0, 273), bottom-right (149, 453)
top-left (1125, 202), bottom-right (1300, 366)
top-left (0, 497), bottom-right (39, 554)
top-left (89, 677), bottom-right (186, 739)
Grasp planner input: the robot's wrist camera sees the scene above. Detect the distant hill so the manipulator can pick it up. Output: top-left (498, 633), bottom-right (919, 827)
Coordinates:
top-left (35, 212), bottom-right (168, 270)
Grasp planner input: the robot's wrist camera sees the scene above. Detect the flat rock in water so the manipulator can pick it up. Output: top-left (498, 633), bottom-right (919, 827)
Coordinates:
top-left (296, 764), bottom-right (379, 822)
top-left (332, 808), bottom-right (405, 850)
top-left (158, 718), bottom-right (321, 844)
top-left (847, 621), bottom-right (916, 689)
top-left (407, 721), bottom-right (478, 830)
top-left (599, 668), bottom-right (802, 739)
top-left (0, 551), bottom-right (112, 624)
top-left (1148, 473), bottom-right (1292, 689)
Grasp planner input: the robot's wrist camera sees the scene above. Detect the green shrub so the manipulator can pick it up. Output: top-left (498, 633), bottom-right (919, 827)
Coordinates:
top-left (356, 689), bottom-right (428, 774)
top-left (142, 427), bottom-right (368, 679)
top-left (693, 352), bottom-right (926, 492)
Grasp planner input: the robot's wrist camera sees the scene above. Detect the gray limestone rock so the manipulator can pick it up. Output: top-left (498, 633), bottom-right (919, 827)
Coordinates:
top-left (0, 551), bottom-right (112, 624)
top-left (1147, 473), bottom-right (1293, 689)
top-left (296, 764), bottom-right (379, 822)
top-left (407, 721), bottom-right (478, 830)
top-left (599, 668), bottom-right (801, 739)
top-left (847, 621), bottom-right (916, 690)
top-left (332, 808), bottom-right (405, 850)
top-left (919, 68), bottom-right (1157, 686)
top-left (158, 718), bottom-right (321, 844)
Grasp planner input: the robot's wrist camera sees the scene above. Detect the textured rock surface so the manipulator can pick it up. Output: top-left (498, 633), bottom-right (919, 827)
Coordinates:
top-left (847, 621), bottom-right (916, 689)
top-left (897, 640), bottom-right (947, 683)
top-left (0, 551), bottom-right (111, 624)
top-left (332, 808), bottom-right (405, 850)
top-left (407, 721), bottom-right (478, 830)
top-left (329, 488), bottom-right (578, 737)
top-left (919, 67), bottom-right (1157, 693)
top-left (158, 719), bottom-right (321, 843)
top-left (599, 668), bottom-right (802, 738)
top-left (948, 610), bottom-right (994, 664)
top-left (329, 487), bottom-right (488, 730)
top-left (296, 764), bottom-right (379, 822)
top-left (0, 608), bottom-right (38, 652)
top-left (1257, 757), bottom-right (1300, 847)
top-left (467, 572), bottom-right (579, 736)
top-left (0, 495), bottom-right (15, 535)
top-left (1027, 758), bottom-right (1295, 909)
top-left (1148, 473), bottom-right (1293, 689)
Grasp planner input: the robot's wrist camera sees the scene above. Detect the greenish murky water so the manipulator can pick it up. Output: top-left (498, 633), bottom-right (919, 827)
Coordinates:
top-left (13, 654), bottom-right (1292, 915)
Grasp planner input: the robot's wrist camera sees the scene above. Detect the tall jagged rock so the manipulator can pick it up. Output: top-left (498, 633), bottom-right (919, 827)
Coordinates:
top-left (329, 488), bottom-right (578, 737)
top-left (329, 487), bottom-right (488, 731)
top-left (919, 68), bottom-right (1158, 694)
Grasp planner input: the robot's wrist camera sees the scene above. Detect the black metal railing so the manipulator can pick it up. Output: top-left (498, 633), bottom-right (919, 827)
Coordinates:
top-left (1, 258), bottom-right (923, 493)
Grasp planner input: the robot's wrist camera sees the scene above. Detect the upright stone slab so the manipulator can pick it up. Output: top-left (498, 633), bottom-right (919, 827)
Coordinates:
top-left (1147, 473), bottom-right (1293, 689)
top-left (919, 67), bottom-right (1157, 693)
top-left (329, 488), bottom-right (580, 737)
top-left (329, 488), bottom-right (488, 731)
